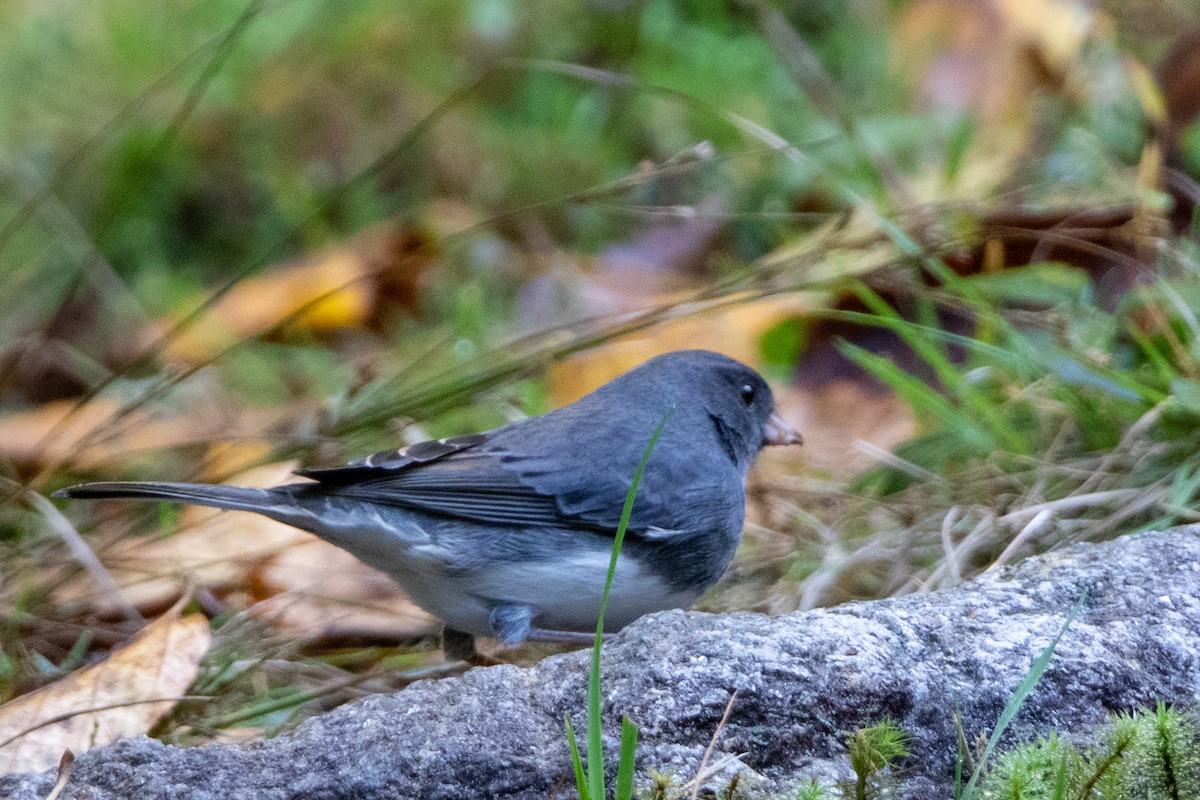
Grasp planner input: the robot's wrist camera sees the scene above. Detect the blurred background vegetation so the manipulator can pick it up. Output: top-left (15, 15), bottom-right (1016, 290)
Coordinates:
top-left (2, 0), bottom-right (1200, 757)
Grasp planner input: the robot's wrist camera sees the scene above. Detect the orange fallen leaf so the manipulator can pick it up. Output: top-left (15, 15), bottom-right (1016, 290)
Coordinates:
top-left (153, 251), bottom-right (373, 363)
top-left (197, 439), bottom-right (278, 481)
top-left (153, 221), bottom-right (435, 364)
top-left (251, 541), bottom-right (435, 640)
top-left (0, 399), bottom-right (289, 475)
top-left (0, 400), bottom-right (163, 472)
top-left (770, 381), bottom-right (916, 478)
top-left (0, 612), bottom-right (211, 773)
top-left (547, 295), bottom-right (809, 406)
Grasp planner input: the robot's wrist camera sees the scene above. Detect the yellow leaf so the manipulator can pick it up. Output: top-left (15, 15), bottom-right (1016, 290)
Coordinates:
top-left (153, 221), bottom-right (437, 364)
top-left (0, 400), bottom-right (290, 473)
top-left (158, 251), bottom-right (373, 363)
top-left (0, 400), bottom-right (172, 472)
top-left (1125, 57), bottom-right (1168, 128)
top-left (996, 0), bottom-right (1094, 72)
top-left (547, 297), bottom-right (806, 406)
top-left (0, 613), bottom-right (211, 772)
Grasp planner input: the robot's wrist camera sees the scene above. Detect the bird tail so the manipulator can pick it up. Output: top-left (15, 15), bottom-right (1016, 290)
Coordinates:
top-left (54, 481), bottom-right (425, 578)
top-left (54, 481), bottom-right (284, 515)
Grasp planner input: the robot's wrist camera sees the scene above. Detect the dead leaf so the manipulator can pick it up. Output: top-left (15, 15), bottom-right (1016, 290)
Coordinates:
top-left (1159, 28), bottom-right (1200, 153)
top-left (0, 400), bottom-right (172, 474)
top-left (895, 0), bottom-right (1098, 120)
top-left (547, 296), bottom-right (808, 406)
top-left (0, 399), bottom-right (289, 475)
top-left (770, 381), bottom-right (916, 477)
top-left (153, 221), bottom-right (435, 364)
top-left (996, 0), bottom-right (1095, 74)
top-left (1157, 27), bottom-right (1200, 234)
top-left (0, 612), bottom-right (211, 772)
top-left (251, 541), bottom-right (435, 640)
top-left (152, 252), bottom-right (372, 363)
top-left (896, 0), bottom-right (1021, 119)
top-left (197, 439), bottom-right (277, 482)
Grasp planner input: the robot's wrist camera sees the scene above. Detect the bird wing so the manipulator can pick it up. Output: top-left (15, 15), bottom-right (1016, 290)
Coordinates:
top-left (325, 453), bottom-right (590, 528)
top-left (293, 433), bottom-right (491, 482)
top-left (293, 428), bottom-right (734, 539)
top-left (295, 432), bottom-right (611, 530)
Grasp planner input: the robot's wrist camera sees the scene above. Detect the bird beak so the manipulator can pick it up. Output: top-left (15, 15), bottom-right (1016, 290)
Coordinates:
top-left (763, 412), bottom-right (803, 446)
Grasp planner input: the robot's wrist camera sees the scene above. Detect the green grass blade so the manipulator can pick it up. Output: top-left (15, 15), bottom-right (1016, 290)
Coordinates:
top-left (615, 715), bottom-right (639, 800)
top-left (836, 340), bottom-right (993, 451)
top-left (849, 283), bottom-right (1026, 451)
top-left (816, 307), bottom-right (1027, 368)
top-left (1126, 323), bottom-right (1181, 386)
top-left (564, 713), bottom-right (591, 800)
top-left (960, 591), bottom-right (1087, 799)
top-left (586, 410), bottom-right (672, 800)
top-left (1051, 748), bottom-right (1070, 800)
top-left (850, 283), bottom-right (962, 388)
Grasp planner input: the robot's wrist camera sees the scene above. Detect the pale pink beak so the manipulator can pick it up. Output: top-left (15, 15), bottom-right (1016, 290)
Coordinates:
top-left (763, 412), bottom-right (803, 446)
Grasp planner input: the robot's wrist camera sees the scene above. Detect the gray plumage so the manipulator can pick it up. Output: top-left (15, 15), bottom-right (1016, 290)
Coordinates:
top-left (56, 349), bottom-right (802, 656)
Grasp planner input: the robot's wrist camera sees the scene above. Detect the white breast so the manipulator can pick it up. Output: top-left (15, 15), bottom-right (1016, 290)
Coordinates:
top-left (394, 551), bottom-right (701, 639)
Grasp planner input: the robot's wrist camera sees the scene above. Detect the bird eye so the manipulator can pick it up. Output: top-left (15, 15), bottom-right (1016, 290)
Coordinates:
top-left (739, 383), bottom-right (756, 405)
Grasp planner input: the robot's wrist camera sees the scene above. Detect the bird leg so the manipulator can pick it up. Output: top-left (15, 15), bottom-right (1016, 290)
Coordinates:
top-left (527, 628), bottom-right (610, 644)
top-left (441, 620), bottom-right (608, 662)
top-left (488, 603), bottom-right (533, 645)
top-left (441, 627), bottom-right (479, 662)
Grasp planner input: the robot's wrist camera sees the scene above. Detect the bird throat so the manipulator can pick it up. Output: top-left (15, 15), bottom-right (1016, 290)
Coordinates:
top-left (708, 412), bottom-right (747, 467)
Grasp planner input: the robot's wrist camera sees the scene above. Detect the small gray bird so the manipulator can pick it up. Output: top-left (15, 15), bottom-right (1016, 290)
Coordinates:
top-left (56, 350), bottom-right (802, 658)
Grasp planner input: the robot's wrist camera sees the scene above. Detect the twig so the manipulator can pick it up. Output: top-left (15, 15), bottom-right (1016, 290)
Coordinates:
top-left (919, 513), bottom-right (994, 592)
top-left (791, 505), bottom-right (849, 612)
top-left (686, 753), bottom-right (750, 799)
top-left (1081, 486), bottom-right (1171, 542)
top-left (996, 490), bottom-right (1142, 525)
top-left (939, 506), bottom-right (963, 585)
top-left (988, 509), bottom-right (1054, 572)
top-left (3, 478), bottom-right (141, 624)
top-left (690, 689), bottom-right (739, 800)
top-left (853, 440), bottom-right (945, 482)
top-left (1074, 404), bottom-right (1164, 495)
top-left (0, 697), bottom-right (213, 751)
top-left (43, 750), bottom-right (74, 800)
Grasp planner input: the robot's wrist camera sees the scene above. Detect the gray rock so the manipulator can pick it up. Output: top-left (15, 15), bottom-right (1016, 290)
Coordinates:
top-left (3, 527), bottom-right (1200, 799)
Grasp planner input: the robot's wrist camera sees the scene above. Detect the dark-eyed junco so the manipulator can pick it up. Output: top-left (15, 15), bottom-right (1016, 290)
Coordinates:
top-left (56, 350), bottom-right (802, 657)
